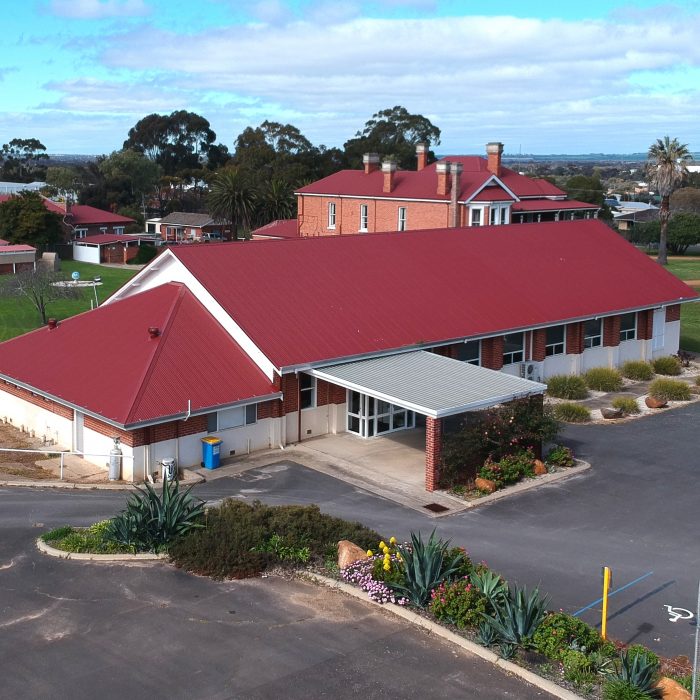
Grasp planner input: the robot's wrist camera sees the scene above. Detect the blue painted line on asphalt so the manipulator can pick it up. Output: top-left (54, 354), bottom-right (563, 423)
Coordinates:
top-left (572, 571), bottom-right (655, 617)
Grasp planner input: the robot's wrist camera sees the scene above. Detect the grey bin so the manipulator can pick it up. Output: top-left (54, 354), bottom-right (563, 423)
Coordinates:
top-left (161, 458), bottom-right (176, 481)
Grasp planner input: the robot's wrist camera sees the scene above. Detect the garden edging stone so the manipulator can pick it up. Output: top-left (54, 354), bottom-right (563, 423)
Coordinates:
top-left (308, 573), bottom-right (584, 700)
top-left (36, 537), bottom-right (168, 561)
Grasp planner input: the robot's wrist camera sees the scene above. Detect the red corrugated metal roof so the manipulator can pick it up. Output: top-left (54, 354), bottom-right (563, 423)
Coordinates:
top-left (0, 239), bottom-right (9, 245)
top-left (170, 220), bottom-right (697, 369)
top-left (0, 283), bottom-right (276, 426)
top-left (0, 244), bottom-right (36, 252)
top-left (0, 195), bottom-right (135, 226)
top-left (296, 156), bottom-right (567, 202)
top-left (74, 234), bottom-right (142, 246)
top-left (512, 199), bottom-right (599, 212)
top-left (251, 219), bottom-right (300, 238)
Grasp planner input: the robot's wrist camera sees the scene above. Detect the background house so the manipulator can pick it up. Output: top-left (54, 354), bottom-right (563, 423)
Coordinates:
top-left (157, 212), bottom-right (233, 242)
top-left (0, 243), bottom-right (36, 274)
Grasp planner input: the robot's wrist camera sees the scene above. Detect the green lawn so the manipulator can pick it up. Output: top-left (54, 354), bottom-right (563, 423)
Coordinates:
top-left (0, 262), bottom-right (138, 342)
top-left (666, 259), bottom-right (700, 281)
top-left (680, 292), bottom-right (700, 353)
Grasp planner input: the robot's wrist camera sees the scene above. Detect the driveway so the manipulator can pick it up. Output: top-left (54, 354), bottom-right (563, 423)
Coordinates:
top-left (0, 488), bottom-right (552, 700)
top-left (193, 401), bottom-right (700, 659)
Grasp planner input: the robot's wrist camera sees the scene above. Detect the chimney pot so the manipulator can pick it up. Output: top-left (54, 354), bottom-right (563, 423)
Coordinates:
top-left (363, 153), bottom-right (380, 175)
top-left (148, 326), bottom-right (160, 339)
top-left (486, 142), bottom-right (504, 177)
top-left (382, 160), bottom-right (397, 193)
top-left (416, 142), bottom-right (428, 171)
top-left (47, 318), bottom-right (57, 330)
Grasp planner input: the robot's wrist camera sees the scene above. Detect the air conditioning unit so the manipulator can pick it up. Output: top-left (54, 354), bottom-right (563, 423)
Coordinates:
top-left (519, 362), bottom-right (543, 383)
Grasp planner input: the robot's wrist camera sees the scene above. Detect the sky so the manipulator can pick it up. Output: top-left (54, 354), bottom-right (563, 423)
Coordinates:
top-left (1, 0), bottom-right (699, 155)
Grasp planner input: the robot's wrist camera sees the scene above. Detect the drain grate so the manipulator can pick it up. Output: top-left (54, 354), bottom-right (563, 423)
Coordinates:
top-left (423, 503), bottom-right (450, 513)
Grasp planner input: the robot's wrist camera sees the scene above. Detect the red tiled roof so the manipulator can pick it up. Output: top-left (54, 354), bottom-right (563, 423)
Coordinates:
top-left (251, 219), bottom-right (300, 238)
top-left (169, 220), bottom-right (697, 369)
top-left (296, 156), bottom-right (567, 203)
top-left (512, 199), bottom-right (599, 213)
top-left (0, 283), bottom-right (277, 426)
top-left (74, 234), bottom-right (142, 246)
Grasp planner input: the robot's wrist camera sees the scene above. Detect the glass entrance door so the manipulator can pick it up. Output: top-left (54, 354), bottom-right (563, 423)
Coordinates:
top-left (347, 390), bottom-right (415, 438)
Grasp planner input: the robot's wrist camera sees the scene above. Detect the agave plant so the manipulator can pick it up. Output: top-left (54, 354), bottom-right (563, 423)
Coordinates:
top-left (476, 620), bottom-right (499, 647)
top-left (471, 568), bottom-right (508, 608)
top-left (608, 650), bottom-right (662, 699)
top-left (481, 584), bottom-right (549, 648)
top-left (388, 530), bottom-right (466, 607)
top-left (107, 479), bottom-right (205, 552)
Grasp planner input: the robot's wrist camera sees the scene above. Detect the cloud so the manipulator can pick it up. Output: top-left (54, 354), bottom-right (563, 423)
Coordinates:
top-left (49, 0), bottom-right (150, 19)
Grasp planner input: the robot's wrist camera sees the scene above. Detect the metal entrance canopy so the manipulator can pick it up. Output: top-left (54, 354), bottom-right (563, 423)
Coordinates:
top-left (309, 351), bottom-right (547, 418)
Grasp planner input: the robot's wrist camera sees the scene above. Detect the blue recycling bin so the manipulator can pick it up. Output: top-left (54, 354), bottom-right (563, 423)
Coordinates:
top-left (201, 436), bottom-right (223, 469)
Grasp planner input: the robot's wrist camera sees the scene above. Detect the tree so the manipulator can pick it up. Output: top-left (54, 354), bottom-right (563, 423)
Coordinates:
top-left (343, 106), bottom-right (441, 170)
top-left (98, 149), bottom-right (161, 217)
top-left (1, 138), bottom-right (49, 182)
top-left (44, 166), bottom-right (81, 200)
top-left (0, 269), bottom-right (82, 324)
top-left (646, 136), bottom-right (692, 264)
top-left (258, 179), bottom-right (295, 223)
top-left (632, 212), bottom-right (700, 254)
top-left (670, 187), bottom-right (700, 215)
top-left (563, 174), bottom-right (605, 205)
top-left (207, 167), bottom-right (257, 239)
top-left (0, 191), bottom-right (64, 245)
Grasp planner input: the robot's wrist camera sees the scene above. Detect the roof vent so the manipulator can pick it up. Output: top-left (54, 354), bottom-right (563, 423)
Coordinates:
top-left (47, 318), bottom-right (58, 330)
top-left (148, 327), bottom-right (160, 339)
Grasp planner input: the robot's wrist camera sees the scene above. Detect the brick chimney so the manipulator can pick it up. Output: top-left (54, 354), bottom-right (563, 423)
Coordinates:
top-left (486, 142), bottom-right (503, 177)
top-left (449, 162), bottom-right (463, 228)
top-left (363, 153), bottom-right (380, 175)
top-left (436, 161), bottom-right (450, 196)
top-left (416, 142), bottom-right (428, 171)
top-left (382, 160), bottom-right (396, 193)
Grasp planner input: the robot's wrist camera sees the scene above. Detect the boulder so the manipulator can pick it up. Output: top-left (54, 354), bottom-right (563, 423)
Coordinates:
top-left (533, 459), bottom-right (548, 476)
top-left (656, 676), bottom-right (691, 699)
top-left (645, 395), bottom-right (668, 409)
top-left (475, 477), bottom-right (497, 494)
top-left (601, 407), bottom-right (624, 419)
top-left (337, 540), bottom-right (368, 569)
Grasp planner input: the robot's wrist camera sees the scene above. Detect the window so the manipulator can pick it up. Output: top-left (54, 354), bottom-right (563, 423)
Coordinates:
top-left (489, 205), bottom-right (509, 226)
top-left (583, 319), bottom-right (602, 348)
top-left (619, 312), bottom-right (637, 342)
top-left (299, 374), bottom-right (316, 410)
top-left (100, 227), bottom-right (108, 233)
top-left (207, 404), bottom-right (257, 432)
top-left (75, 228), bottom-right (87, 238)
top-left (503, 332), bottom-right (524, 364)
top-left (456, 340), bottom-right (481, 365)
top-left (545, 326), bottom-right (565, 356)
top-left (359, 204), bottom-right (368, 232)
top-left (471, 207), bottom-right (482, 226)
top-left (114, 227), bottom-right (125, 235)
top-left (327, 202), bottom-right (336, 229)
top-left (397, 207), bottom-right (407, 231)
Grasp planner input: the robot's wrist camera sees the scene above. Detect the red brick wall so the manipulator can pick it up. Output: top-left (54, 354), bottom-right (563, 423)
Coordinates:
top-left (603, 316), bottom-right (621, 347)
top-left (666, 304), bottom-right (681, 322)
top-left (481, 336), bottom-right (504, 370)
top-left (257, 399), bottom-right (282, 419)
top-left (566, 323), bottom-right (584, 354)
top-left (425, 416), bottom-right (442, 492)
top-left (84, 415), bottom-right (147, 448)
top-left (532, 329), bottom-right (547, 362)
top-left (637, 310), bottom-right (653, 340)
top-left (432, 344), bottom-right (460, 359)
top-left (102, 243), bottom-right (125, 264)
top-left (0, 261), bottom-right (34, 275)
top-left (282, 374), bottom-right (299, 413)
top-left (1, 380), bottom-right (73, 420)
top-left (123, 246), bottom-right (140, 263)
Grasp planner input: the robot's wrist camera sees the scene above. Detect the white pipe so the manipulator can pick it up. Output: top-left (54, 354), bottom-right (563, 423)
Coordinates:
top-left (183, 399), bottom-right (191, 421)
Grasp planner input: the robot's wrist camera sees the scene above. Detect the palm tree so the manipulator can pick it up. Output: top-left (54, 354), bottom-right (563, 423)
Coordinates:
top-left (207, 167), bottom-right (257, 240)
top-left (647, 136), bottom-right (691, 264)
top-left (257, 178), bottom-right (295, 225)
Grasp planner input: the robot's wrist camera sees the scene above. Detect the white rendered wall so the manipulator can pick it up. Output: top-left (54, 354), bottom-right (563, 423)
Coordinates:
top-left (72, 245), bottom-right (100, 264)
top-left (0, 390), bottom-right (73, 448)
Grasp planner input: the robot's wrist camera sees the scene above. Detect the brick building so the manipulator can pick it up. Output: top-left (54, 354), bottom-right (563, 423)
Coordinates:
top-left (0, 219), bottom-right (695, 489)
top-left (293, 142), bottom-right (599, 237)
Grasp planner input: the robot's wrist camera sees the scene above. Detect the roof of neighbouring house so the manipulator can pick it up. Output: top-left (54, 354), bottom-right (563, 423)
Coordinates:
top-left (0, 195), bottom-right (136, 227)
top-left (73, 234), bottom-right (144, 246)
top-left (0, 283), bottom-right (278, 427)
top-left (164, 219), bottom-right (697, 370)
top-left (613, 208), bottom-right (660, 223)
top-left (0, 239), bottom-right (9, 246)
top-left (0, 244), bottom-right (36, 253)
top-left (159, 212), bottom-right (229, 227)
top-left (512, 199), bottom-right (599, 213)
top-left (251, 219), bottom-right (300, 239)
top-left (296, 156), bottom-right (572, 203)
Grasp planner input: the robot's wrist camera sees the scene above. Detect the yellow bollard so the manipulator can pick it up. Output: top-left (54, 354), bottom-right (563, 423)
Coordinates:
top-left (601, 567), bottom-right (612, 640)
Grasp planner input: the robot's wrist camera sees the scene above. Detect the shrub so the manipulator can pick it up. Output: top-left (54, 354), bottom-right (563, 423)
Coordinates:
top-left (478, 449), bottom-right (535, 488)
top-left (429, 577), bottom-right (489, 628)
top-left (388, 530), bottom-right (466, 607)
top-left (621, 361), bottom-right (654, 381)
top-left (561, 649), bottom-right (596, 684)
top-left (648, 378), bottom-right (691, 402)
top-left (606, 649), bottom-right (661, 699)
top-left (696, 376), bottom-right (700, 387)
top-left (107, 479), bottom-right (205, 553)
top-left (584, 367), bottom-right (624, 392)
top-left (169, 500), bottom-right (381, 579)
top-left (653, 356), bottom-right (682, 376)
top-left (481, 584), bottom-right (549, 648)
top-left (42, 525), bottom-right (73, 542)
top-left (553, 402), bottom-right (591, 423)
top-left (341, 555), bottom-right (407, 605)
top-left (533, 612), bottom-right (603, 660)
top-left (129, 244), bottom-right (158, 265)
top-left (626, 645), bottom-right (659, 670)
top-left (612, 397), bottom-right (641, 415)
top-left (545, 445), bottom-right (575, 468)
top-left (547, 375), bottom-right (589, 400)
top-left (42, 521), bottom-right (132, 554)
top-left (603, 679), bottom-right (656, 700)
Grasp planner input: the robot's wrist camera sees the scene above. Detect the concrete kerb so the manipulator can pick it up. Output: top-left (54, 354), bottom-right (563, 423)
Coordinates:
top-left (0, 469), bottom-right (205, 491)
top-left (308, 573), bottom-right (583, 700)
top-left (36, 536), bottom-right (168, 562)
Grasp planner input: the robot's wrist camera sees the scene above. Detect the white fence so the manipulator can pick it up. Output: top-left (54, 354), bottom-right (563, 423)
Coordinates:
top-left (0, 447), bottom-right (133, 480)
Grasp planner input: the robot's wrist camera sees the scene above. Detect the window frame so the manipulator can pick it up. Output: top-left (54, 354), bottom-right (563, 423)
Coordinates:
top-left (299, 374), bottom-right (317, 410)
top-left (456, 339), bottom-right (481, 365)
top-left (583, 319), bottom-right (602, 349)
top-left (619, 312), bottom-right (637, 342)
top-left (359, 204), bottom-right (368, 232)
top-left (327, 202), bottom-right (336, 230)
top-left (502, 332), bottom-right (525, 365)
top-left (545, 325), bottom-right (566, 356)
top-left (470, 206), bottom-right (483, 227)
top-left (207, 403), bottom-right (257, 432)
top-left (397, 206), bottom-right (407, 231)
